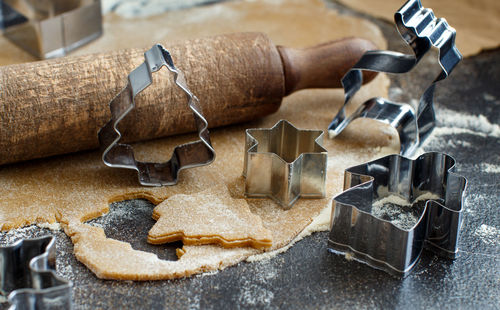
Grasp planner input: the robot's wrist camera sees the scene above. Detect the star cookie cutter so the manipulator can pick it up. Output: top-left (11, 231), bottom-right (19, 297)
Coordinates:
top-left (98, 44), bottom-right (215, 186)
top-left (1, 0), bottom-right (102, 59)
top-left (243, 120), bottom-right (327, 209)
top-left (327, 0), bottom-right (462, 156)
top-left (328, 152), bottom-right (467, 277)
top-left (0, 236), bottom-right (72, 309)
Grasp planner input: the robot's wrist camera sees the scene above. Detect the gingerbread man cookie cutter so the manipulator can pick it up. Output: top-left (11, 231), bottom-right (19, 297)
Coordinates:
top-left (328, 152), bottom-right (467, 277)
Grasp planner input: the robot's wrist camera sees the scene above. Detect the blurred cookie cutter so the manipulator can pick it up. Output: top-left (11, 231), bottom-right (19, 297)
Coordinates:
top-left (327, 0), bottom-right (462, 156)
top-left (0, 236), bottom-right (72, 309)
top-left (98, 44), bottom-right (215, 186)
top-left (0, 0), bottom-right (102, 59)
top-left (243, 119), bottom-right (327, 209)
top-left (328, 152), bottom-right (467, 277)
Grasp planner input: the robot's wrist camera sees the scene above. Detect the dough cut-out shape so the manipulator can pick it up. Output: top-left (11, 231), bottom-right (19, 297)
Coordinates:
top-left (148, 186), bottom-right (273, 249)
top-left (0, 0), bottom-right (397, 280)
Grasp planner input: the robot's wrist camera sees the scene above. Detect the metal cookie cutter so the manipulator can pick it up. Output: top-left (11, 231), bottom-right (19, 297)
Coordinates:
top-left (0, 236), bottom-right (72, 309)
top-left (328, 0), bottom-right (462, 156)
top-left (98, 44), bottom-right (215, 186)
top-left (1, 0), bottom-right (103, 59)
top-left (243, 120), bottom-right (327, 209)
top-left (328, 152), bottom-right (467, 277)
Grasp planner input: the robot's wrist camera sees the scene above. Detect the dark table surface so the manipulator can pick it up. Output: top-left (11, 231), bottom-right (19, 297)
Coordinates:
top-left (1, 1), bottom-right (499, 309)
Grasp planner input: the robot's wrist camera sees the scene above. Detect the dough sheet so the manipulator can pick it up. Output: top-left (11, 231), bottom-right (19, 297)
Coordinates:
top-left (148, 186), bottom-right (273, 249)
top-left (335, 0), bottom-right (500, 57)
top-left (0, 0), bottom-right (398, 280)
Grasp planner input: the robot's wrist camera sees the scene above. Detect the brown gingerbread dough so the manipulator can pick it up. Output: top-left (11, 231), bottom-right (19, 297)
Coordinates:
top-left (335, 0), bottom-right (500, 57)
top-left (148, 186), bottom-right (273, 249)
top-left (0, 0), bottom-right (397, 280)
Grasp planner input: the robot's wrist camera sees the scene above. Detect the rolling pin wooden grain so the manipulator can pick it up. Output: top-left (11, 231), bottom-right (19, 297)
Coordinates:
top-left (0, 32), bottom-right (377, 165)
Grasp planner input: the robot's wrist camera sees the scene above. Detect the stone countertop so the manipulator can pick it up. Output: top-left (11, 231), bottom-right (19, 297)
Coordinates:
top-left (1, 1), bottom-right (499, 309)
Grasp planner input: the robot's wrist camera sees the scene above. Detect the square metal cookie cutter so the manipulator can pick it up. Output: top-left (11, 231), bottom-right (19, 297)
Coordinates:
top-left (243, 119), bottom-right (327, 209)
top-left (1, 0), bottom-right (102, 59)
top-left (0, 236), bottom-right (72, 310)
top-left (327, 0), bottom-right (462, 156)
top-left (328, 152), bottom-right (467, 277)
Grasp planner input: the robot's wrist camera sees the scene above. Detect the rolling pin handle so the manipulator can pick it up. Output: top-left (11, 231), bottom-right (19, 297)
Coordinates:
top-left (278, 37), bottom-right (378, 96)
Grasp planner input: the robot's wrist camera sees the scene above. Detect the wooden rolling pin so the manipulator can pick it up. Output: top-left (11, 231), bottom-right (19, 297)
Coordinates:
top-left (0, 32), bottom-right (377, 165)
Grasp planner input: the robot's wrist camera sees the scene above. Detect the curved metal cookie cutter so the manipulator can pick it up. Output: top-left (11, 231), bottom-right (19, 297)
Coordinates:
top-left (328, 152), bottom-right (467, 277)
top-left (1, 0), bottom-right (102, 59)
top-left (98, 44), bottom-right (215, 186)
top-left (243, 120), bottom-right (327, 209)
top-left (0, 236), bottom-right (72, 309)
top-left (327, 0), bottom-right (462, 156)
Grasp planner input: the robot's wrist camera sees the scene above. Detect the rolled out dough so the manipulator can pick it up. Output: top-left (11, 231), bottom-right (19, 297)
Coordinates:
top-left (148, 186), bottom-right (273, 250)
top-left (335, 0), bottom-right (500, 57)
top-left (0, 0), bottom-right (398, 280)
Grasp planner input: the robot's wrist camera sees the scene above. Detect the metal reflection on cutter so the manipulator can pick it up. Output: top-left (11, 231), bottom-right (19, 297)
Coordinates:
top-left (243, 120), bottom-right (327, 209)
top-left (0, 236), bottom-right (72, 310)
top-left (98, 44), bottom-right (215, 186)
top-left (328, 152), bottom-right (467, 277)
top-left (327, 0), bottom-right (462, 156)
top-left (1, 0), bottom-right (103, 59)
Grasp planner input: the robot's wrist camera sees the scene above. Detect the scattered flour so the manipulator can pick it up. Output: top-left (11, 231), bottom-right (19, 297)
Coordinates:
top-left (431, 127), bottom-right (488, 138)
top-left (372, 192), bottom-right (440, 208)
top-left (371, 192), bottom-right (441, 230)
top-left (37, 222), bottom-right (62, 231)
top-left (344, 252), bottom-right (354, 261)
top-left (388, 87), bottom-right (404, 98)
top-left (247, 191), bottom-right (443, 260)
top-left (246, 205), bottom-right (331, 262)
top-left (480, 163), bottom-right (500, 174)
top-left (186, 292), bottom-right (201, 310)
top-left (197, 270), bottom-right (219, 278)
top-left (0, 225), bottom-right (44, 245)
top-left (436, 108), bottom-right (500, 138)
top-left (237, 263), bottom-right (277, 307)
top-left (327, 153), bottom-right (367, 171)
top-left (56, 258), bottom-right (75, 280)
top-left (238, 281), bottom-right (274, 307)
top-left (372, 195), bottom-right (412, 208)
top-left (371, 200), bottom-right (419, 230)
top-left (474, 224), bottom-right (500, 246)
top-left (101, 0), bottom-right (225, 18)
top-left (482, 93), bottom-right (496, 102)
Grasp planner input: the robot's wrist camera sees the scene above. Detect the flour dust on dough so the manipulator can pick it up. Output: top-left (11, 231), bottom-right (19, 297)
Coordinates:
top-left (0, 0), bottom-right (398, 280)
top-left (148, 185), bottom-right (273, 249)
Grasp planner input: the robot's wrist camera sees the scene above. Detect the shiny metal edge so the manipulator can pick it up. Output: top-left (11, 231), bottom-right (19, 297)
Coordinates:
top-left (97, 44), bottom-right (215, 186)
top-left (243, 119), bottom-right (327, 209)
top-left (327, 0), bottom-right (462, 156)
top-left (1, 236), bottom-right (73, 310)
top-left (328, 152), bottom-right (467, 277)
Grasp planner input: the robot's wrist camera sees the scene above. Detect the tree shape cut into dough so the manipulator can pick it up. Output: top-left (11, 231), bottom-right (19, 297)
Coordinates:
top-left (148, 187), bottom-right (273, 250)
top-left (0, 0), bottom-right (395, 281)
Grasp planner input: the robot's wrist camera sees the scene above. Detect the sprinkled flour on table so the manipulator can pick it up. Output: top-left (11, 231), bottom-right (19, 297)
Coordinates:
top-left (37, 222), bottom-right (62, 231)
top-left (435, 108), bottom-right (500, 138)
top-left (480, 163), bottom-right (500, 174)
top-left (474, 224), bottom-right (500, 246)
top-left (246, 205), bottom-right (332, 262)
top-left (371, 192), bottom-right (441, 230)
